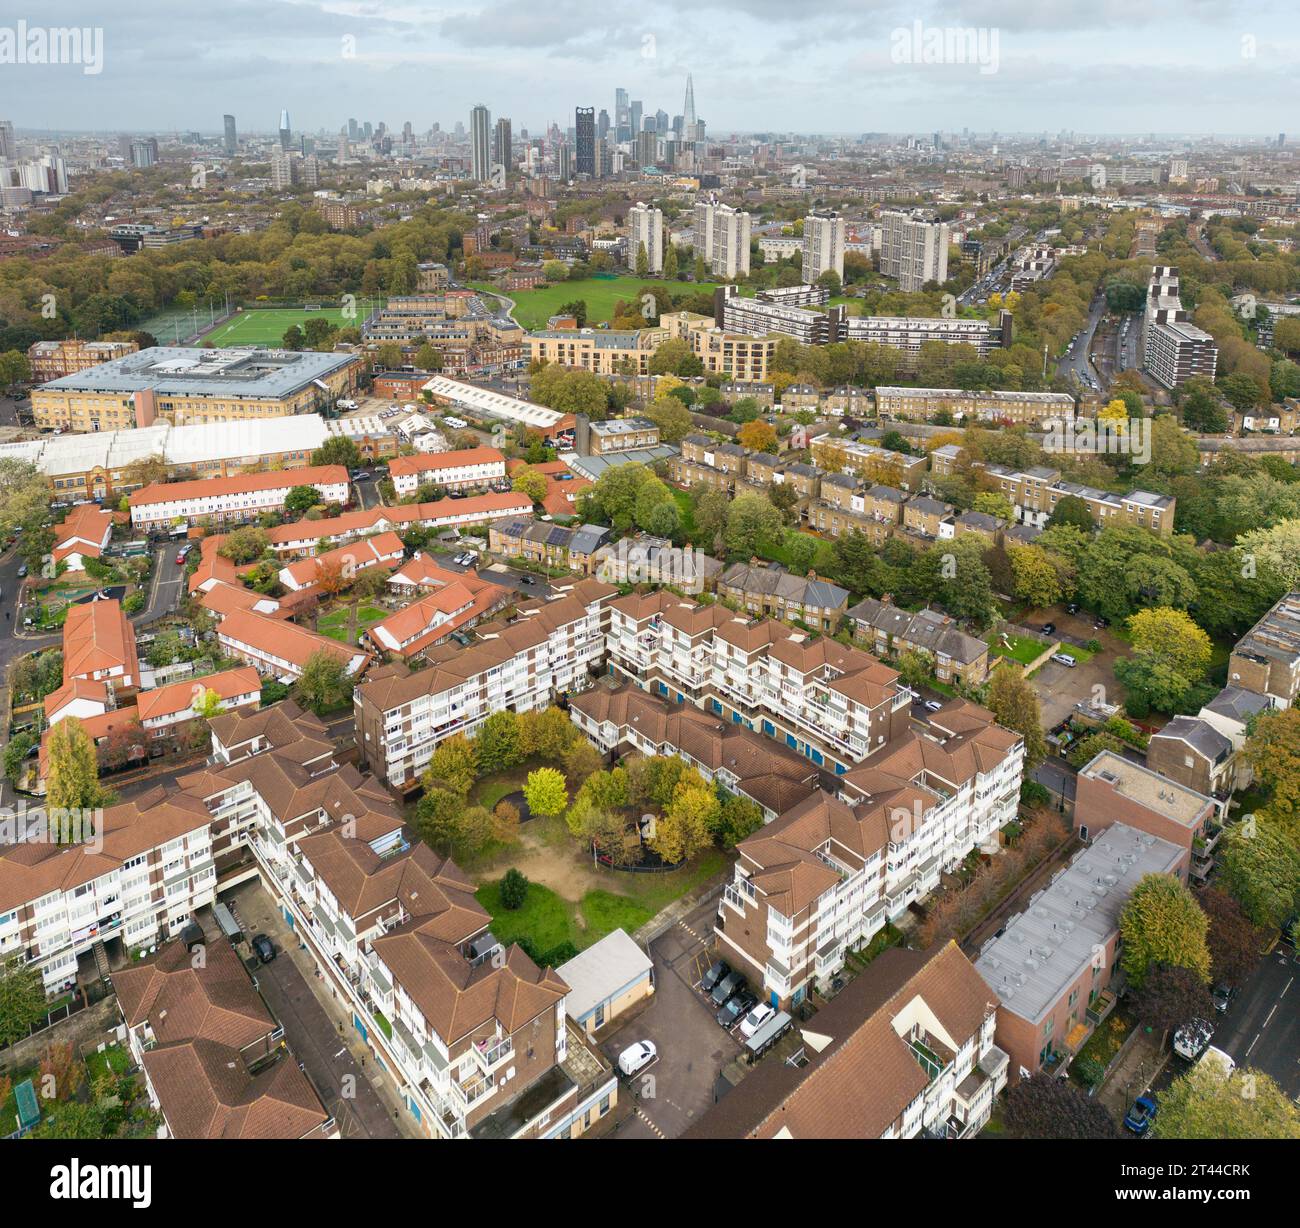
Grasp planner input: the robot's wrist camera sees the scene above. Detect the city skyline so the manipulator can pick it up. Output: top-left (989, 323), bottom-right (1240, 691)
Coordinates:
top-left (2, 0), bottom-right (1296, 135)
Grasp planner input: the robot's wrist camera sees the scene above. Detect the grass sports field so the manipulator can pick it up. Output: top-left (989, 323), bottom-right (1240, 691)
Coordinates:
top-left (472, 275), bottom-right (728, 330)
top-left (201, 305), bottom-right (372, 347)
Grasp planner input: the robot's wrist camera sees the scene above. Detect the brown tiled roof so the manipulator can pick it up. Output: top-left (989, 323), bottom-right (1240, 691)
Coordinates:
top-left (280, 530), bottom-right (404, 589)
top-left (372, 929), bottom-right (567, 1044)
top-left (684, 943), bottom-right (995, 1139)
top-left (0, 786), bottom-right (211, 913)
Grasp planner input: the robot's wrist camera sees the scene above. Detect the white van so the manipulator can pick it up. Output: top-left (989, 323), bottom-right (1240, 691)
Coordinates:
top-left (617, 1040), bottom-right (657, 1077)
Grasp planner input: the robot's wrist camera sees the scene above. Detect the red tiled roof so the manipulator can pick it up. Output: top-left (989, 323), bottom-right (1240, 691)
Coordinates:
top-left (129, 465), bottom-right (348, 508)
top-left (388, 447), bottom-right (505, 478)
top-left (136, 666), bottom-right (262, 722)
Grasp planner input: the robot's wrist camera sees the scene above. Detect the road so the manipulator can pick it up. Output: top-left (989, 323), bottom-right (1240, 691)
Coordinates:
top-left (1209, 941), bottom-right (1298, 1098)
top-left (1057, 294), bottom-right (1105, 389)
top-left (1, 539), bottom-right (185, 678)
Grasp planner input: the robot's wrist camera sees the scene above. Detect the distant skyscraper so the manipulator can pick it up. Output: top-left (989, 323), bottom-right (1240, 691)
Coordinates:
top-left (683, 75), bottom-right (697, 141)
top-left (629, 101), bottom-right (643, 144)
top-left (278, 109), bottom-right (292, 151)
top-left (470, 104), bottom-right (491, 181)
top-left (597, 109), bottom-right (610, 140)
top-left (615, 88), bottom-right (630, 142)
top-left (637, 125), bottom-right (657, 168)
top-left (575, 107), bottom-right (596, 177)
top-left (0, 119), bottom-right (14, 159)
top-left (557, 143), bottom-right (572, 181)
top-left (494, 116), bottom-right (512, 175)
top-left (222, 115), bottom-right (237, 156)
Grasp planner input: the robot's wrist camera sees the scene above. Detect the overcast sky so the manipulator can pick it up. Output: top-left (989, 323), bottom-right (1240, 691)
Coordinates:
top-left (6, 0), bottom-right (1298, 137)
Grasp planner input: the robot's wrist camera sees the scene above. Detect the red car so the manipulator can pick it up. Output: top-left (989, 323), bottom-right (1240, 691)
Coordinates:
top-left (176, 546), bottom-right (192, 564)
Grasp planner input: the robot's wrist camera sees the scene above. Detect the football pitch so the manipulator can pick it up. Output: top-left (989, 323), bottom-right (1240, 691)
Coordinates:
top-left (201, 305), bottom-right (370, 347)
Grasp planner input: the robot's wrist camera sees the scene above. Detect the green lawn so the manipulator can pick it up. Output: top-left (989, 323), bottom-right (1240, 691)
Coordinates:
top-left (671, 489), bottom-right (698, 540)
top-left (471, 275), bottom-right (726, 330)
top-left (202, 306), bottom-right (374, 347)
top-left (1049, 642), bottom-right (1097, 665)
top-left (476, 849), bottom-right (726, 955)
top-left (988, 632), bottom-right (1050, 665)
top-left (85, 1043), bottom-right (131, 1084)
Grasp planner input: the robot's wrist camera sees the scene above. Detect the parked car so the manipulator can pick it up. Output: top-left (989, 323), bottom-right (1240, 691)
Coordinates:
top-left (16, 563), bottom-right (26, 577)
top-left (251, 933), bottom-right (276, 964)
top-left (1050, 653), bottom-right (1077, 667)
top-left (923, 699), bottom-right (943, 712)
top-left (1173, 1017), bottom-right (1214, 1062)
top-left (352, 471), bottom-right (371, 482)
top-left (1066, 602), bottom-right (1080, 615)
top-left (716, 990), bottom-right (756, 1029)
top-left (701, 960), bottom-right (731, 994)
top-left (1211, 984), bottom-right (1237, 1014)
top-left (710, 970), bottom-right (747, 1008)
top-left (175, 546), bottom-right (191, 564)
top-left (617, 1040), bottom-right (657, 1077)
top-left (1123, 1094), bottom-right (1158, 1136)
top-left (739, 1002), bottom-right (776, 1039)
top-left (1040, 622), bottom-right (1056, 636)
top-left (519, 574), bottom-right (536, 586)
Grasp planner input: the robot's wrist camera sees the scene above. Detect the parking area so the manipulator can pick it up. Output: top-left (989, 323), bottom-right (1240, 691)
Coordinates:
top-left (222, 881), bottom-right (407, 1139)
top-left (599, 893), bottom-right (741, 1138)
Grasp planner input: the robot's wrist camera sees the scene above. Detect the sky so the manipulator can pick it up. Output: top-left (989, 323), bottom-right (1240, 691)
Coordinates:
top-left (4, 0), bottom-right (1298, 138)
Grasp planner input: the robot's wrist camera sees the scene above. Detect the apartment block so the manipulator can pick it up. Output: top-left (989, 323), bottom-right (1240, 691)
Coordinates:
top-left (32, 347), bottom-right (363, 433)
top-left (1228, 591), bottom-right (1300, 707)
top-left (600, 590), bottom-right (914, 774)
top-left (0, 787), bottom-right (216, 995)
top-left (980, 463), bottom-right (1175, 536)
top-left (217, 609), bottom-right (371, 682)
top-left (28, 338), bottom-right (138, 382)
top-left (179, 707), bottom-right (618, 1140)
top-left (526, 327), bottom-right (666, 377)
top-left (135, 666), bottom-right (261, 741)
top-left (975, 822), bottom-right (1185, 1083)
top-left (627, 201), bottom-right (663, 272)
top-left (115, 938), bottom-right (336, 1139)
top-left (686, 943), bottom-right (1008, 1139)
top-left (1142, 265), bottom-right (1218, 389)
top-left (879, 211), bottom-right (950, 292)
top-left (802, 209), bottom-right (845, 283)
top-left (352, 580), bottom-right (617, 791)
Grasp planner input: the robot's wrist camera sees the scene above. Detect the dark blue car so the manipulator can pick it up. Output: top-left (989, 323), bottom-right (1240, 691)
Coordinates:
top-left (1123, 1095), bottom-right (1157, 1136)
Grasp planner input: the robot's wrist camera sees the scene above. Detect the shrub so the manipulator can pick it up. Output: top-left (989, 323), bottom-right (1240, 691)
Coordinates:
top-left (500, 867), bottom-right (529, 910)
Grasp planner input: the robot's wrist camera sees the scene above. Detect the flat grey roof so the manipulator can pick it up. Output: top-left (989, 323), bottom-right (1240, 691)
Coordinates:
top-left (38, 346), bottom-right (357, 399)
top-left (974, 822), bottom-right (1184, 1023)
top-left (1079, 750), bottom-right (1216, 829)
top-left (555, 929), bottom-right (652, 1022)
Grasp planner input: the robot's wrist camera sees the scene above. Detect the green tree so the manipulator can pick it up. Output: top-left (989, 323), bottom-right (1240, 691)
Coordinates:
top-left (500, 867), bottom-right (529, 910)
top-left (986, 666), bottom-right (1048, 768)
top-left (523, 767), bottom-right (568, 818)
top-left (284, 485), bottom-right (320, 515)
top-left (1154, 1061), bottom-right (1300, 1140)
top-left (475, 711), bottom-right (523, 774)
top-left (1219, 816), bottom-right (1300, 929)
top-left (45, 717), bottom-right (112, 818)
top-left (652, 779), bottom-right (719, 863)
top-left (724, 491), bottom-right (783, 557)
top-left (1045, 494), bottom-right (1095, 532)
top-left (425, 733), bottom-right (479, 796)
top-left (218, 525), bottom-right (269, 564)
top-left (0, 957), bottom-right (49, 1047)
top-left (511, 466), bottom-right (549, 503)
top-left (1119, 873), bottom-right (1211, 987)
top-left (311, 435), bottom-right (362, 470)
top-left (717, 795), bottom-right (764, 847)
top-left (293, 650), bottom-right (351, 715)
